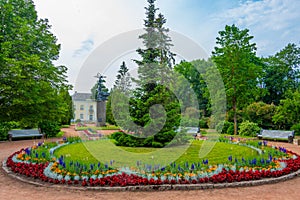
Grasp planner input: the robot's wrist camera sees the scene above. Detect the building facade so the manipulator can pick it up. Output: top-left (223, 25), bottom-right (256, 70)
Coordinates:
top-left (72, 92), bottom-right (97, 122)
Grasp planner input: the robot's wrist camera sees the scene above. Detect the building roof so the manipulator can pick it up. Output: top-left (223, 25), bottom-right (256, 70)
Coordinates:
top-left (72, 92), bottom-right (93, 101)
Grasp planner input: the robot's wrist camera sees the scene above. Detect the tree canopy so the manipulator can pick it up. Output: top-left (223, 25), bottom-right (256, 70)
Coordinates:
top-left (0, 0), bottom-right (72, 130)
top-left (212, 24), bottom-right (262, 134)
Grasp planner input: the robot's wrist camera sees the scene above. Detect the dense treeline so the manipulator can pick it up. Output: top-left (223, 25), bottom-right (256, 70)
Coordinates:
top-left (0, 0), bottom-right (73, 140)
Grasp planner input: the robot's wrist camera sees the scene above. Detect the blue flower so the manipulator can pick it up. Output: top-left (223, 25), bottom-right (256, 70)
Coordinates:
top-left (191, 163), bottom-right (195, 170)
top-left (185, 161), bottom-right (189, 168)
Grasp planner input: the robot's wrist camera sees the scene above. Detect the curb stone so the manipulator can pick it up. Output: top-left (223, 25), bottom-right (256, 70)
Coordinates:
top-left (2, 159), bottom-right (300, 191)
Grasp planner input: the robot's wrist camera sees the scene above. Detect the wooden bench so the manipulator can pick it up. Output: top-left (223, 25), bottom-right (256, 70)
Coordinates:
top-left (257, 129), bottom-right (295, 143)
top-left (8, 129), bottom-right (44, 141)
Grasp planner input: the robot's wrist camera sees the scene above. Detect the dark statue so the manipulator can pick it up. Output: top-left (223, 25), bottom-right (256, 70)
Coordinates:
top-left (95, 73), bottom-right (110, 101)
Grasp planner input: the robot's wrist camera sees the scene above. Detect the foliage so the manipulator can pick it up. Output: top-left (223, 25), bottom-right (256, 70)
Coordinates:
top-left (212, 24), bottom-right (262, 135)
top-left (243, 102), bottom-right (276, 129)
top-left (106, 61), bottom-right (132, 125)
top-left (129, 85), bottom-right (181, 147)
top-left (113, 61), bottom-right (132, 93)
top-left (174, 60), bottom-right (210, 116)
top-left (56, 131), bottom-right (64, 138)
top-left (133, 0), bottom-right (175, 85)
top-left (180, 116), bottom-right (198, 127)
top-left (226, 123), bottom-right (235, 135)
top-left (0, 0), bottom-right (71, 128)
top-left (119, 0), bottom-right (181, 147)
top-left (106, 93), bottom-right (116, 125)
top-left (273, 90), bottom-right (300, 129)
top-left (262, 43), bottom-right (300, 105)
top-left (199, 118), bottom-right (209, 129)
top-left (38, 121), bottom-right (61, 138)
top-left (0, 121), bottom-right (19, 140)
top-left (239, 121), bottom-right (260, 137)
top-left (216, 121), bottom-right (234, 134)
top-left (291, 123), bottom-right (300, 136)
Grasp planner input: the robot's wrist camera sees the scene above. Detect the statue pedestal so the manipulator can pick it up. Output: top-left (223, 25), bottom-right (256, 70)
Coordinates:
top-left (96, 101), bottom-right (106, 127)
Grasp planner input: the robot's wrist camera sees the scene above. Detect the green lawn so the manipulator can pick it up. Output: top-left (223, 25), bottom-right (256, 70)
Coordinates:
top-left (54, 139), bottom-right (259, 169)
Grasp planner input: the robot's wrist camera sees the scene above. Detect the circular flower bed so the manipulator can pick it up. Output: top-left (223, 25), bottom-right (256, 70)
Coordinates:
top-left (4, 137), bottom-right (300, 188)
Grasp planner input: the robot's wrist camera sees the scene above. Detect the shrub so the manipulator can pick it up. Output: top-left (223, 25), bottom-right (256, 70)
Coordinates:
top-left (151, 141), bottom-right (164, 148)
top-left (291, 123), bottom-right (300, 136)
top-left (227, 124), bottom-right (235, 135)
top-left (110, 130), bottom-right (181, 147)
top-left (38, 121), bottom-right (61, 138)
top-left (216, 121), bottom-right (234, 134)
top-left (0, 121), bottom-right (19, 141)
top-left (239, 121), bottom-right (260, 137)
top-left (199, 118), bottom-right (209, 129)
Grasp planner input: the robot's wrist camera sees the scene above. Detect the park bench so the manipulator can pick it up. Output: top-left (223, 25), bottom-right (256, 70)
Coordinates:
top-left (8, 129), bottom-right (44, 141)
top-left (257, 129), bottom-right (295, 143)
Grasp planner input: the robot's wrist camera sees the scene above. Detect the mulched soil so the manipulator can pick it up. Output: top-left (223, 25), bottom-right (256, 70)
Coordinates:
top-left (1, 126), bottom-right (300, 200)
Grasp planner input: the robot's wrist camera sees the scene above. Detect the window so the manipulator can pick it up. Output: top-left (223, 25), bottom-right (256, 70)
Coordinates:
top-left (89, 115), bottom-right (93, 121)
top-left (80, 114), bottom-right (84, 120)
top-left (80, 105), bottom-right (84, 110)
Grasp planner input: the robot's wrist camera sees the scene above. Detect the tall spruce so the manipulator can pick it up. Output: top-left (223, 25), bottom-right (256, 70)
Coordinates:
top-left (120, 0), bottom-right (181, 147)
top-left (106, 61), bottom-right (132, 125)
top-left (134, 0), bottom-right (175, 86)
top-left (114, 61), bottom-right (132, 93)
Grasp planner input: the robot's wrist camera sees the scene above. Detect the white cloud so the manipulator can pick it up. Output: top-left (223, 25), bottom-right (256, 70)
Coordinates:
top-left (33, 0), bottom-right (146, 91)
top-left (31, 0), bottom-right (300, 92)
top-left (217, 0), bottom-right (300, 55)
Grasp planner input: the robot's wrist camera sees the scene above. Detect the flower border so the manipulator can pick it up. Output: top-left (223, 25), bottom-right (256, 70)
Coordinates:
top-left (3, 141), bottom-right (300, 189)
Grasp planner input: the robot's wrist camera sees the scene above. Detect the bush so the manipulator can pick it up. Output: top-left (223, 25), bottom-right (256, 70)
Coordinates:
top-left (110, 130), bottom-right (181, 147)
top-left (38, 121), bottom-right (61, 138)
top-left (227, 124), bottom-right (235, 135)
top-left (216, 121), bottom-right (234, 134)
top-left (0, 121), bottom-right (19, 141)
top-left (151, 141), bottom-right (164, 148)
top-left (291, 123), bottom-right (300, 136)
top-left (199, 118), bottom-right (209, 129)
top-left (239, 121), bottom-right (260, 137)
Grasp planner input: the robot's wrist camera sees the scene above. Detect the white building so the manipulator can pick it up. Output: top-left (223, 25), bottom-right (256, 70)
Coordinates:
top-left (72, 92), bottom-right (97, 122)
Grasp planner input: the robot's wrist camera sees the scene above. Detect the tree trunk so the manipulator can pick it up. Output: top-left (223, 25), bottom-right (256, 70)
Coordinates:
top-left (233, 103), bottom-right (237, 135)
top-left (233, 86), bottom-right (237, 135)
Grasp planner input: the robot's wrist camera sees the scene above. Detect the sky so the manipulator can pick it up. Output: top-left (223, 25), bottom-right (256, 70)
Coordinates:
top-left (32, 0), bottom-right (300, 93)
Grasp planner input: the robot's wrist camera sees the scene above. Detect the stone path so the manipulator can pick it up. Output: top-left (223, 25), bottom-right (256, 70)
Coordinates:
top-left (1, 127), bottom-right (300, 200)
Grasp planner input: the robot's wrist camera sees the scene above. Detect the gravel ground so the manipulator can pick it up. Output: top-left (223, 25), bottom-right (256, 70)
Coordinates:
top-left (1, 126), bottom-right (300, 200)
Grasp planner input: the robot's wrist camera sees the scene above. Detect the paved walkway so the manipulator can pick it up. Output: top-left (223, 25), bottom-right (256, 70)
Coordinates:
top-left (1, 127), bottom-right (300, 200)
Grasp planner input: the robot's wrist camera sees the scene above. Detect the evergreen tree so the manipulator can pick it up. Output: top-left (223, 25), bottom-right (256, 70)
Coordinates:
top-left (134, 0), bottom-right (175, 85)
top-left (117, 0), bottom-right (182, 147)
top-left (106, 61), bottom-right (132, 125)
top-left (114, 61), bottom-right (132, 93)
